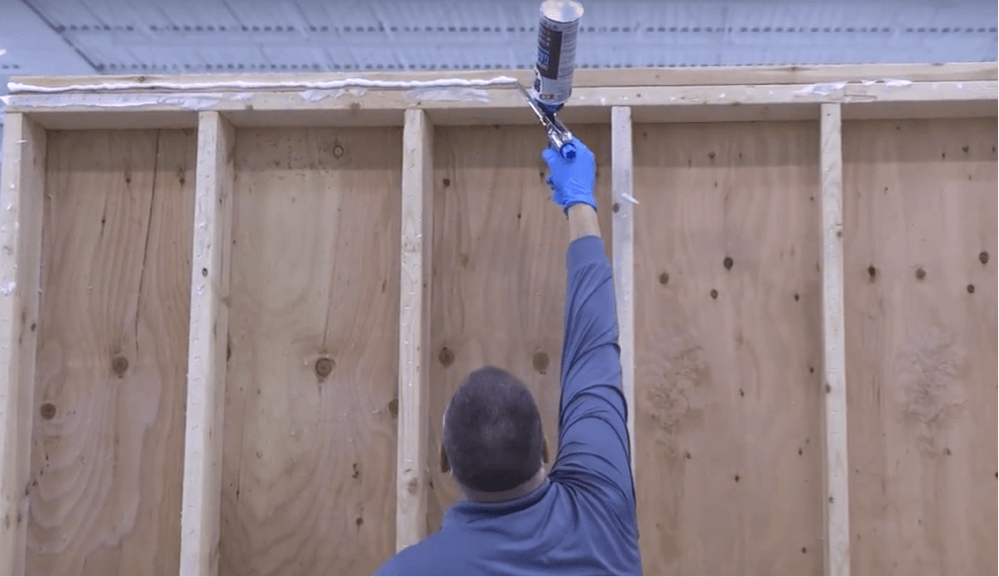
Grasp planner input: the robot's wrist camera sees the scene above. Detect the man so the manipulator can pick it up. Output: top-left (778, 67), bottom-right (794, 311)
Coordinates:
top-left (375, 137), bottom-right (641, 575)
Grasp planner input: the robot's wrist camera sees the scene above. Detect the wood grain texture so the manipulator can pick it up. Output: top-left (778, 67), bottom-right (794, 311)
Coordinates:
top-left (842, 119), bottom-right (998, 576)
top-left (28, 129), bottom-right (196, 575)
top-left (426, 124), bottom-right (612, 533)
top-left (633, 121), bottom-right (824, 575)
top-left (180, 111), bottom-right (236, 576)
top-left (396, 109), bottom-right (434, 552)
top-left (221, 127), bottom-right (401, 575)
top-left (10, 79), bottom-right (994, 132)
top-left (0, 114), bottom-right (46, 576)
top-left (13, 62), bottom-right (994, 92)
top-left (819, 103), bottom-right (851, 576)
top-left (611, 106), bottom-right (636, 472)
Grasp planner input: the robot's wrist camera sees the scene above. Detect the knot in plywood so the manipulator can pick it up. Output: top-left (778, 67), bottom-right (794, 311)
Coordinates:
top-left (111, 355), bottom-right (129, 377)
top-left (315, 357), bottom-right (335, 378)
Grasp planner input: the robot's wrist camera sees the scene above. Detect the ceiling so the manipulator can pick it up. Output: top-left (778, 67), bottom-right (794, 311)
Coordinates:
top-left (0, 0), bottom-right (996, 124)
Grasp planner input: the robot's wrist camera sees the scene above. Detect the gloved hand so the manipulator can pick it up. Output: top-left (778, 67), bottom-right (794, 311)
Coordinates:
top-left (542, 138), bottom-right (596, 213)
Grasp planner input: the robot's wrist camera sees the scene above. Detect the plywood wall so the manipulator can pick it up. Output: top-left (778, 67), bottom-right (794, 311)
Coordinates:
top-left (6, 103), bottom-right (995, 577)
top-left (425, 124), bottom-right (613, 533)
top-left (219, 127), bottom-right (402, 575)
top-left (631, 121), bottom-right (825, 575)
top-left (842, 118), bottom-right (998, 576)
top-left (29, 129), bottom-right (196, 575)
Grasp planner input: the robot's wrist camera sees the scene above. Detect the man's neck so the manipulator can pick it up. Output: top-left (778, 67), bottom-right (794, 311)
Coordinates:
top-left (461, 467), bottom-right (548, 503)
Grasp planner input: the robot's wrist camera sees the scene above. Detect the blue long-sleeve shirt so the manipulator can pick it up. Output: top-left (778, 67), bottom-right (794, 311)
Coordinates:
top-left (375, 235), bottom-right (641, 575)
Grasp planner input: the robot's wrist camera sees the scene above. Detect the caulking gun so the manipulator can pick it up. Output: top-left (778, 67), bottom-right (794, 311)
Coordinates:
top-left (517, 0), bottom-right (584, 160)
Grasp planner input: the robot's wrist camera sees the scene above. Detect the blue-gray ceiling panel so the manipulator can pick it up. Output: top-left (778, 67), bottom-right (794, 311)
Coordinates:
top-left (10, 0), bottom-right (999, 74)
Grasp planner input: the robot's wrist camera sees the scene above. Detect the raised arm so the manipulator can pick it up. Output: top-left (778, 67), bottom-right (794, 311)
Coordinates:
top-left (541, 140), bottom-right (636, 511)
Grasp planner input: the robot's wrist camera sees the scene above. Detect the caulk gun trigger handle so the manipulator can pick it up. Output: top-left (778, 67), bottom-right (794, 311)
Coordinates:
top-left (560, 142), bottom-right (577, 161)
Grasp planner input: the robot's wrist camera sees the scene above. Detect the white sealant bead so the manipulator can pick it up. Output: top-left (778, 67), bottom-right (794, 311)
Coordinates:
top-left (9, 76), bottom-right (520, 94)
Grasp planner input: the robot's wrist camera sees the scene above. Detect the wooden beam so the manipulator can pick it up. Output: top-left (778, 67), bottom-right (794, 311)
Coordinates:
top-left (0, 113), bottom-right (46, 576)
top-left (396, 108), bottom-right (434, 552)
top-left (8, 61), bottom-right (995, 93)
top-left (6, 79), bottom-right (995, 130)
top-left (180, 111), bottom-right (236, 576)
top-left (611, 106), bottom-right (636, 473)
top-left (819, 103), bottom-right (850, 576)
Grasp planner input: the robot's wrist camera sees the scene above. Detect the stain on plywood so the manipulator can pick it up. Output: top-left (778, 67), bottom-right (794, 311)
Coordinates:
top-left (644, 337), bottom-right (711, 458)
top-left (633, 121), bottom-right (824, 576)
top-left (426, 124), bottom-right (612, 534)
top-left (28, 129), bottom-right (195, 575)
top-left (220, 127), bottom-right (401, 575)
top-left (843, 118), bottom-right (998, 576)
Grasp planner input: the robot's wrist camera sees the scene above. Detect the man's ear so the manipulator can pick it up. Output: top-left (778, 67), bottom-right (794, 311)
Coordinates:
top-left (440, 444), bottom-right (450, 473)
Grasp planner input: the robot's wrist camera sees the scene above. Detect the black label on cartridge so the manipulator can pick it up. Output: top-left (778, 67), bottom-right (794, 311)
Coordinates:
top-left (536, 24), bottom-right (562, 80)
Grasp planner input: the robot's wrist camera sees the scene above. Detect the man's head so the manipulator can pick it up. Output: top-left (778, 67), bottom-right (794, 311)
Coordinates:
top-left (442, 366), bottom-right (545, 494)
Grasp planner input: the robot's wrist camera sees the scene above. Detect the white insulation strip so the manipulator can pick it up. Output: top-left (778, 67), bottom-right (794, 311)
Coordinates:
top-left (8, 75), bottom-right (520, 94)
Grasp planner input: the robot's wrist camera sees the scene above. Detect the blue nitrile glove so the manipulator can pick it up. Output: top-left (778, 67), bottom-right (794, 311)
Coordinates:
top-left (542, 138), bottom-right (596, 213)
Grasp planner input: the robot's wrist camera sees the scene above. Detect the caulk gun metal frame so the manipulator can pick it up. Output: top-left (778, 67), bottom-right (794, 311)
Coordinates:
top-left (515, 82), bottom-right (577, 160)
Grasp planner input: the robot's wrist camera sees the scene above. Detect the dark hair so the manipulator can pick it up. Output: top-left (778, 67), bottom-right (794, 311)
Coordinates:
top-left (443, 366), bottom-right (544, 493)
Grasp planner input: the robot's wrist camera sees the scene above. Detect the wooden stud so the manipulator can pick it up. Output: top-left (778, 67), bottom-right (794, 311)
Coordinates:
top-left (611, 106), bottom-right (636, 472)
top-left (5, 79), bottom-right (994, 131)
top-left (180, 111), bottom-right (236, 576)
top-left (9, 61), bottom-right (995, 93)
top-left (396, 108), bottom-right (434, 552)
top-left (820, 102), bottom-right (850, 576)
top-left (0, 114), bottom-right (46, 576)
